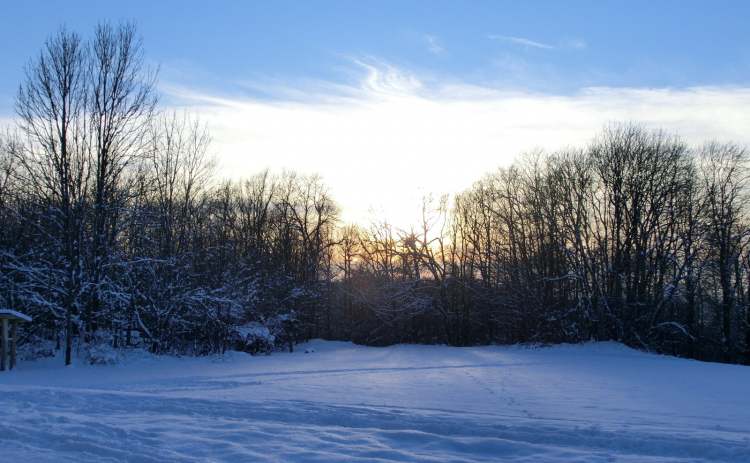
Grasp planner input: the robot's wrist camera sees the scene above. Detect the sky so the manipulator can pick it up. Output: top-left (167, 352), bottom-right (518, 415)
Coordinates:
top-left (1, 1), bottom-right (749, 227)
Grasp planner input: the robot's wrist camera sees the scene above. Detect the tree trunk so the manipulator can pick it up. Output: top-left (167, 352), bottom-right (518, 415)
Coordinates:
top-left (65, 312), bottom-right (73, 366)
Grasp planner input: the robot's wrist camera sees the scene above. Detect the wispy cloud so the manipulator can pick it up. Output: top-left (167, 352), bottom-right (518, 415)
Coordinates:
top-left (158, 64), bottom-right (750, 228)
top-left (489, 35), bottom-right (555, 50)
top-left (562, 38), bottom-right (587, 50)
top-left (424, 34), bottom-right (444, 55)
top-left (489, 35), bottom-right (587, 51)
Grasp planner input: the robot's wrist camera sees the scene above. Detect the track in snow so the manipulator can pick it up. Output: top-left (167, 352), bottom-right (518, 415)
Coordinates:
top-left (1, 341), bottom-right (748, 462)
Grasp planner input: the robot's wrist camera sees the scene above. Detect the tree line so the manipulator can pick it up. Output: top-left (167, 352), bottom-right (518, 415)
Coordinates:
top-left (1, 24), bottom-right (748, 365)
top-left (333, 131), bottom-right (750, 365)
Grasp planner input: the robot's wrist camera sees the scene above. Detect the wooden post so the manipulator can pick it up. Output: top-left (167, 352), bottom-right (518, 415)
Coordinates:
top-left (0, 318), bottom-right (7, 371)
top-left (10, 320), bottom-right (17, 370)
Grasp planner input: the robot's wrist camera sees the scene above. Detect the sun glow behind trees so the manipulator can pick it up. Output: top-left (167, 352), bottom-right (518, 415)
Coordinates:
top-left (166, 64), bottom-right (750, 230)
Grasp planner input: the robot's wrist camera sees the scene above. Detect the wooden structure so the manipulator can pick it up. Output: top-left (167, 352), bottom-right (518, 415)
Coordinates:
top-left (0, 310), bottom-right (32, 371)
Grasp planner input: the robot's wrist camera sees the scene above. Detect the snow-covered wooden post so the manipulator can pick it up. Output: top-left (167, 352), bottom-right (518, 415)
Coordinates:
top-left (0, 310), bottom-right (32, 371)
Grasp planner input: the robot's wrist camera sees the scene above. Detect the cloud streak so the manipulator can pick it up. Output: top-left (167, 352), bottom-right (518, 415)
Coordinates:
top-left (488, 35), bottom-right (587, 50)
top-left (489, 35), bottom-right (555, 49)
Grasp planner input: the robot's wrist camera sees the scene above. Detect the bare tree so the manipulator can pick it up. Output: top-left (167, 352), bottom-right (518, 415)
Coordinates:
top-left (147, 111), bottom-right (213, 257)
top-left (86, 21), bottom-right (157, 334)
top-left (16, 27), bottom-right (90, 365)
top-left (698, 142), bottom-right (749, 358)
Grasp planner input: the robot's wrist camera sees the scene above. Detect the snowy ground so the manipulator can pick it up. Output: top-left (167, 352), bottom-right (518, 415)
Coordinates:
top-left (0, 341), bottom-right (749, 462)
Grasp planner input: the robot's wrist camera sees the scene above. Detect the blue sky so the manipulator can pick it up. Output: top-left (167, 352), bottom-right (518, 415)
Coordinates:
top-left (2, 1), bottom-right (750, 226)
top-left (1, 0), bottom-right (749, 111)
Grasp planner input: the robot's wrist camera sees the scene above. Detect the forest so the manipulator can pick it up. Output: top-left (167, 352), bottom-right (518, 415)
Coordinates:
top-left (2, 23), bottom-right (749, 366)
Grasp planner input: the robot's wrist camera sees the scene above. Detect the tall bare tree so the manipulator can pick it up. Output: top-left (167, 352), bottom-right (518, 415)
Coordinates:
top-left (16, 27), bottom-right (90, 365)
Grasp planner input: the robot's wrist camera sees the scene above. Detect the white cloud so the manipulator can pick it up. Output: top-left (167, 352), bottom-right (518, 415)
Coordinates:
top-left (156, 66), bottom-right (750, 229)
top-left (489, 35), bottom-right (555, 50)
top-left (489, 35), bottom-right (587, 51)
top-left (563, 38), bottom-right (587, 50)
top-left (425, 34), bottom-right (445, 55)
top-left (0, 117), bottom-right (15, 130)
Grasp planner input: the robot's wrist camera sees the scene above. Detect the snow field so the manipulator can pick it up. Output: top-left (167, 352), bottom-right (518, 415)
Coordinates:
top-left (0, 341), bottom-right (748, 462)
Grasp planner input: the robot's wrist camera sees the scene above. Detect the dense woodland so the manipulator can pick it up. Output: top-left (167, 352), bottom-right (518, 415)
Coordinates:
top-left (2, 24), bottom-right (749, 365)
